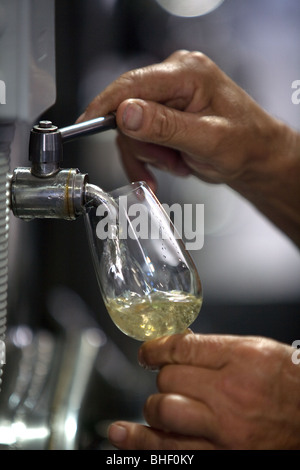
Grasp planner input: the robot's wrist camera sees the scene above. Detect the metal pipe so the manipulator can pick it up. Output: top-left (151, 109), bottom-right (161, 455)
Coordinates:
top-left (59, 114), bottom-right (116, 143)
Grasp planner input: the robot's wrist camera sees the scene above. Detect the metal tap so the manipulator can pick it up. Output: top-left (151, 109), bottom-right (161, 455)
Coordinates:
top-left (10, 114), bottom-right (116, 220)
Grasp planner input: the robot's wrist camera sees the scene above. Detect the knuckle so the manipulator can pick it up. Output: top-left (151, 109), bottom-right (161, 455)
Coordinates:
top-left (156, 365), bottom-right (173, 392)
top-left (169, 334), bottom-right (197, 364)
top-left (182, 50), bottom-right (216, 74)
top-left (189, 50), bottom-right (207, 62)
top-left (149, 107), bottom-right (180, 143)
top-left (116, 67), bottom-right (150, 94)
top-left (117, 69), bottom-right (140, 87)
top-left (184, 50), bottom-right (207, 66)
top-left (118, 62), bottom-right (163, 88)
top-left (171, 50), bottom-right (208, 65)
top-left (170, 49), bottom-right (191, 60)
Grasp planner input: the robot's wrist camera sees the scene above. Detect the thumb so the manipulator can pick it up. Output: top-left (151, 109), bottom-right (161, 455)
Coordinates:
top-left (117, 98), bottom-right (200, 152)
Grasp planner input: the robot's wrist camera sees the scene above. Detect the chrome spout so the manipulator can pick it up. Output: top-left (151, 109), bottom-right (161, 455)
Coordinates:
top-left (84, 183), bottom-right (117, 209)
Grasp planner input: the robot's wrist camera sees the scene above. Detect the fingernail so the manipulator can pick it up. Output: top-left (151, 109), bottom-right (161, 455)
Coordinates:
top-left (184, 328), bottom-right (194, 335)
top-left (138, 349), bottom-right (159, 371)
top-left (108, 423), bottom-right (127, 444)
top-left (138, 348), bottom-right (146, 368)
top-left (123, 102), bottom-right (143, 131)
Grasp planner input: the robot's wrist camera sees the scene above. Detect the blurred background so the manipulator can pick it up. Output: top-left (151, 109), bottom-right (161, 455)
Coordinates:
top-left (3, 0), bottom-right (300, 449)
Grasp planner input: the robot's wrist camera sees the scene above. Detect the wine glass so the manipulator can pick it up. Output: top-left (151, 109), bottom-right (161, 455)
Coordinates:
top-left (84, 181), bottom-right (202, 341)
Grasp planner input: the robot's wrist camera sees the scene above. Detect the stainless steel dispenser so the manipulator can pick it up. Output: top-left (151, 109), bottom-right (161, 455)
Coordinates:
top-left (10, 114), bottom-right (116, 220)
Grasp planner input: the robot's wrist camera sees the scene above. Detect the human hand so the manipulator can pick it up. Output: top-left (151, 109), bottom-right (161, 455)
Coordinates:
top-left (77, 50), bottom-right (300, 246)
top-left (108, 333), bottom-right (300, 449)
top-left (77, 50), bottom-right (290, 192)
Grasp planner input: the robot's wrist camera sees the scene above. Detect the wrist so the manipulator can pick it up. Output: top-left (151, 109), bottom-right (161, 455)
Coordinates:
top-left (230, 118), bottom-right (300, 247)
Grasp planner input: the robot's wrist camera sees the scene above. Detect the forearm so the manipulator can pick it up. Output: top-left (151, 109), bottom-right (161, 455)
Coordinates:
top-left (230, 120), bottom-right (300, 248)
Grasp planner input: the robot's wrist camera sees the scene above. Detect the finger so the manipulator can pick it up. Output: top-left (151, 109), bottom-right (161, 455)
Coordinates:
top-left (116, 134), bottom-right (157, 192)
top-left (157, 364), bottom-right (218, 402)
top-left (138, 333), bottom-right (237, 370)
top-left (143, 393), bottom-right (217, 440)
top-left (116, 99), bottom-right (222, 158)
top-left (76, 53), bottom-right (199, 122)
top-left (117, 134), bottom-right (191, 180)
top-left (108, 420), bottom-right (214, 450)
